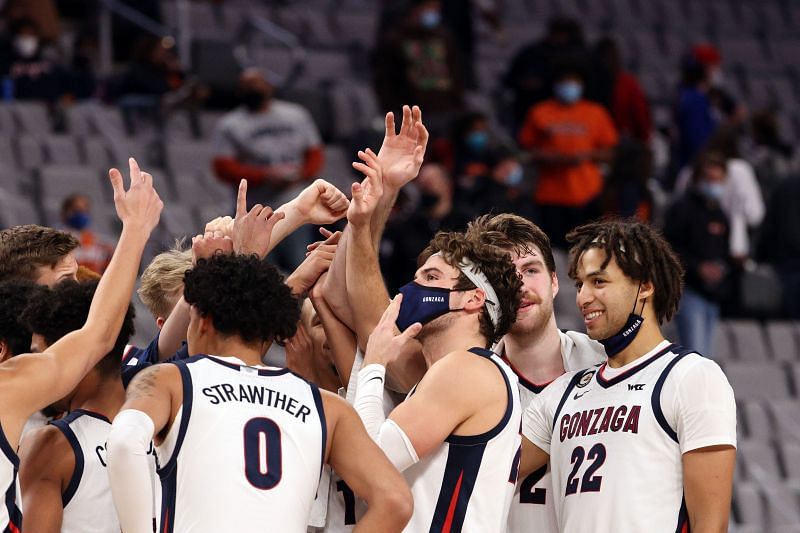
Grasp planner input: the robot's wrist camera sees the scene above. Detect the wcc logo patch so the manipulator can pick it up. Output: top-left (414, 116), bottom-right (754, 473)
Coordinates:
top-left (576, 370), bottom-right (595, 388)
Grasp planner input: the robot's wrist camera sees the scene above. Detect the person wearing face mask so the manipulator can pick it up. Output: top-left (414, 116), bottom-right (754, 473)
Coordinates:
top-left (212, 68), bottom-right (325, 269)
top-left (663, 152), bottom-right (733, 356)
top-left (519, 65), bottom-right (619, 248)
top-left (59, 193), bottom-right (114, 275)
top-left (518, 219), bottom-right (737, 533)
top-left (373, 0), bottom-right (465, 135)
top-left (0, 17), bottom-right (69, 101)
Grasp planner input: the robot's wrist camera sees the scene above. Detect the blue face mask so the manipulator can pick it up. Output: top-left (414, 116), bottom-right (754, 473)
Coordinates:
top-left (396, 282), bottom-right (463, 331)
top-left (699, 182), bottom-right (725, 202)
top-left (420, 9), bottom-right (441, 29)
top-left (466, 131), bottom-right (489, 153)
top-left (505, 164), bottom-right (524, 187)
top-left (66, 212), bottom-right (91, 231)
top-left (555, 81), bottom-right (582, 104)
top-left (598, 285), bottom-right (644, 357)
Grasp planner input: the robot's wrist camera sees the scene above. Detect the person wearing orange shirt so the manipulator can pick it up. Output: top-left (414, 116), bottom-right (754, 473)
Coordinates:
top-left (519, 65), bottom-right (618, 247)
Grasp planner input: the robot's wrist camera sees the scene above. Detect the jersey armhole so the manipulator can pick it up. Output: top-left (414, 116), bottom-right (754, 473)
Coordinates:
top-left (650, 347), bottom-right (694, 444)
top-left (49, 420), bottom-right (84, 508)
top-left (310, 384), bottom-right (327, 477)
top-left (157, 362), bottom-right (194, 476)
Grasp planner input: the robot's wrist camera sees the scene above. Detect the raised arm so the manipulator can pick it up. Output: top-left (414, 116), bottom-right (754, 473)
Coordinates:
top-left (0, 158), bottom-right (163, 444)
top-left (309, 272), bottom-right (358, 390)
top-left (323, 391), bottom-right (413, 532)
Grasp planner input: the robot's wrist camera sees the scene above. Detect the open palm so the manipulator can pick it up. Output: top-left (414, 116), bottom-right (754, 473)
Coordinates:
top-left (377, 105), bottom-right (429, 190)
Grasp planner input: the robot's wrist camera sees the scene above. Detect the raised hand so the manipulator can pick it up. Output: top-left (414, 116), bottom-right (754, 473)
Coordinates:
top-left (285, 322), bottom-right (317, 382)
top-left (232, 180), bottom-right (286, 258)
top-left (377, 105), bottom-right (429, 191)
top-left (108, 157), bottom-right (163, 234)
top-left (364, 294), bottom-right (422, 367)
top-left (287, 230), bottom-right (340, 295)
top-left (349, 148), bottom-right (385, 228)
top-left (204, 216), bottom-right (234, 239)
top-left (290, 179), bottom-right (350, 225)
top-left (191, 230), bottom-right (234, 265)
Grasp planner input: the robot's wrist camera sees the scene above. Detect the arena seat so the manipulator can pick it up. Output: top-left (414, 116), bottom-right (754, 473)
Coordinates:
top-left (724, 362), bottom-right (791, 401)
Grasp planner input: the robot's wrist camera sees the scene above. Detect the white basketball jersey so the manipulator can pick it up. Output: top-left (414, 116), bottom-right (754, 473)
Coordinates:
top-left (157, 355), bottom-right (325, 533)
top-left (318, 349), bottom-right (403, 533)
top-left (50, 410), bottom-right (120, 533)
top-left (498, 330), bottom-right (606, 533)
top-left (403, 348), bottom-right (521, 533)
top-left (523, 341), bottom-right (737, 533)
top-left (0, 422), bottom-right (20, 533)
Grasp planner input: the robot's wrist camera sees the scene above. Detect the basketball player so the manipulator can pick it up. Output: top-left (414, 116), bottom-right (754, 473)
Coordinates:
top-left (0, 281), bottom-right (42, 363)
top-left (519, 220), bottom-right (736, 532)
top-left (0, 225), bottom-right (79, 286)
top-left (0, 157), bottom-right (163, 532)
top-left (352, 226), bottom-right (524, 532)
top-left (465, 214), bottom-right (606, 533)
top-left (106, 252), bottom-right (412, 532)
top-left (18, 280), bottom-right (136, 533)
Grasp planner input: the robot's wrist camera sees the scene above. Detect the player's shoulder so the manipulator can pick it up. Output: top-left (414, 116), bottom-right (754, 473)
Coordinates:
top-left (19, 423), bottom-right (72, 475)
top-left (559, 329), bottom-right (607, 370)
top-left (271, 99), bottom-right (312, 120)
top-left (127, 359), bottom-right (183, 392)
top-left (664, 348), bottom-right (728, 385)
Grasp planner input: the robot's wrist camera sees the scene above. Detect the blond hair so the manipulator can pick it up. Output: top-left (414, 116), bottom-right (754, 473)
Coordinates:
top-left (138, 247), bottom-right (192, 319)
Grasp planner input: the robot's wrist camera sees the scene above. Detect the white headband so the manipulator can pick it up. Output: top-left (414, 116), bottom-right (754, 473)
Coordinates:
top-left (433, 252), bottom-right (500, 327)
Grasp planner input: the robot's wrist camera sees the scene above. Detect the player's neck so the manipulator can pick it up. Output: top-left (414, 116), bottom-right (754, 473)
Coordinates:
top-left (605, 319), bottom-right (665, 368)
top-left (70, 374), bottom-right (126, 421)
top-left (504, 316), bottom-right (565, 384)
top-left (201, 336), bottom-right (269, 367)
top-left (421, 326), bottom-right (486, 367)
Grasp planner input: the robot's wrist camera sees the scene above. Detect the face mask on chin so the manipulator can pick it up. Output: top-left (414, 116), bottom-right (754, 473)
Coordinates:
top-left (598, 284), bottom-right (645, 357)
top-left (241, 90), bottom-right (268, 112)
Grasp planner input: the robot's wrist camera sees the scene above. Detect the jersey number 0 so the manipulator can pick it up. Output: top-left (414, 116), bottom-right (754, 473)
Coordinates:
top-left (244, 417), bottom-right (283, 489)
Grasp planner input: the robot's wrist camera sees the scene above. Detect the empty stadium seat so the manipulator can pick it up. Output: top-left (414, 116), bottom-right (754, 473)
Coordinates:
top-left (733, 482), bottom-right (766, 530)
top-left (9, 101), bottom-right (52, 137)
top-left (0, 188), bottom-right (39, 226)
top-left (766, 322), bottom-right (799, 362)
top-left (728, 320), bottom-right (771, 361)
top-left (724, 362), bottom-right (791, 401)
top-left (15, 135), bottom-right (45, 170)
top-left (43, 135), bottom-right (82, 166)
top-left (160, 204), bottom-right (199, 240)
top-left (37, 165), bottom-right (108, 208)
top-left (763, 486), bottom-right (800, 529)
top-left (739, 441), bottom-right (783, 482)
top-left (770, 400), bottom-right (800, 442)
top-left (165, 140), bottom-right (215, 175)
top-left (321, 145), bottom-right (357, 194)
top-left (711, 322), bottom-right (736, 361)
top-left (741, 401), bottom-right (772, 443)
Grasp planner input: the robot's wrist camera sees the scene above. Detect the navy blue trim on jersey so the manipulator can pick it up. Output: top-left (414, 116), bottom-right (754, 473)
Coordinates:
top-left (157, 361), bottom-right (194, 476)
top-left (194, 354), bottom-right (291, 376)
top-left (501, 356), bottom-right (551, 394)
top-left (652, 346), bottom-right (694, 443)
top-left (551, 370), bottom-right (590, 432)
top-left (310, 383), bottom-right (327, 477)
top-left (68, 409), bottom-right (111, 424)
top-left (3, 476), bottom-right (20, 533)
top-left (675, 495), bottom-right (690, 532)
top-left (159, 463), bottom-right (178, 533)
top-left (445, 348), bottom-right (512, 445)
top-left (595, 343), bottom-right (677, 389)
top-left (50, 420), bottom-right (84, 507)
top-left (429, 441), bottom-right (487, 532)
top-left (0, 424), bottom-right (18, 472)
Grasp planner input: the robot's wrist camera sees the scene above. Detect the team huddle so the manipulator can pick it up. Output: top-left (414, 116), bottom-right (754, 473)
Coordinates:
top-left (0, 106), bottom-right (736, 532)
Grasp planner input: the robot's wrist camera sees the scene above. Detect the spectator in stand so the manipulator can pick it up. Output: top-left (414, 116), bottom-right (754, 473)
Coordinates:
top-left (745, 110), bottom-right (799, 201)
top-left (689, 44), bottom-right (744, 126)
top-left (674, 50), bottom-right (719, 171)
top-left (664, 152), bottom-right (733, 356)
top-left (212, 68), bottom-right (324, 268)
top-left (59, 194), bottom-right (114, 275)
top-left (675, 127), bottom-right (764, 260)
top-left (107, 35), bottom-right (183, 100)
top-left (757, 176), bottom-right (800, 318)
top-left (503, 17), bottom-right (589, 135)
top-left (373, 0), bottom-right (465, 135)
top-left (0, 17), bottom-right (70, 101)
top-left (588, 36), bottom-right (652, 143)
top-left (518, 64), bottom-right (618, 248)
top-left (440, 0), bottom-right (501, 88)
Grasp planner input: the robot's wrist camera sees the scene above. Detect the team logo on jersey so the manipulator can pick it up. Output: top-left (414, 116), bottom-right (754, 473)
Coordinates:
top-left (576, 370), bottom-right (595, 388)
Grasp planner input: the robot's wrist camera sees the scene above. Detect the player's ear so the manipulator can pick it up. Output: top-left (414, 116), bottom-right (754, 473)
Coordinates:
top-left (639, 280), bottom-right (655, 302)
top-left (463, 287), bottom-right (486, 312)
top-left (156, 316), bottom-right (166, 330)
top-left (0, 340), bottom-right (11, 363)
top-left (551, 271), bottom-right (559, 299)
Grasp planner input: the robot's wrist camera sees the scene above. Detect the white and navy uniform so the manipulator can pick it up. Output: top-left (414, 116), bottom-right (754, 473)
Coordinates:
top-left (523, 340), bottom-right (737, 533)
top-left (497, 330), bottom-right (606, 533)
top-left (315, 349), bottom-right (404, 533)
top-left (157, 355), bottom-right (326, 533)
top-left (404, 347), bottom-right (521, 533)
top-left (50, 410), bottom-right (121, 533)
top-left (0, 423), bottom-right (21, 533)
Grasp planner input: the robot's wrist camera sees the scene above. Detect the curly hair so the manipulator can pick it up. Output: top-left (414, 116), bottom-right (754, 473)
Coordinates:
top-left (0, 280), bottom-right (44, 356)
top-left (566, 219), bottom-right (684, 324)
top-left (138, 246), bottom-right (192, 319)
top-left (0, 225), bottom-right (79, 283)
top-left (20, 280), bottom-right (136, 377)
top-left (466, 213), bottom-right (556, 274)
top-left (183, 254), bottom-right (300, 344)
top-left (418, 231), bottom-right (522, 347)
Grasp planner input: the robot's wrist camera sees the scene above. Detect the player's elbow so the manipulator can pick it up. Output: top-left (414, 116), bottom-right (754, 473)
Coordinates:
top-left (381, 480), bottom-right (414, 528)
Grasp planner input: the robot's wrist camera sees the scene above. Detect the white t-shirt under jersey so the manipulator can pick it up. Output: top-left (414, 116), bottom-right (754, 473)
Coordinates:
top-left (523, 340), bottom-right (736, 533)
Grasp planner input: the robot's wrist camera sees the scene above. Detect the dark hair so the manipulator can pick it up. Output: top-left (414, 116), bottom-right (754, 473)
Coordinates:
top-left (21, 280), bottom-right (136, 377)
top-left (60, 193), bottom-right (89, 218)
top-left (0, 225), bottom-right (79, 283)
top-left (183, 254), bottom-right (300, 344)
top-left (418, 231), bottom-right (522, 346)
top-left (566, 220), bottom-right (684, 324)
top-left (466, 214), bottom-right (556, 274)
top-left (691, 151), bottom-right (727, 184)
top-left (0, 280), bottom-right (43, 356)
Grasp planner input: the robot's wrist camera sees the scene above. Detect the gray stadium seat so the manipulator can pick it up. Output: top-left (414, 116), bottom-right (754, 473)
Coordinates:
top-left (741, 401), bottom-right (772, 443)
top-left (766, 322), bottom-right (799, 362)
top-left (711, 321), bottom-right (736, 361)
top-left (739, 442), bottom-right (782, 483)
top-left (64, 103), bottom-right (95, 137)
top-left (199, 111), bottom-right (226, 140)
top-left (43, 135), bottom-right (82, 166)
top-left (165, 140), bottom-right (215, 175)
top-left (252, 47), bottom-right (296, 83)
top-left (0, 105), bottom-right (15, 134)
top-left (0, 188), bottom-right (39, 227)
top-left (15, 135), bottom-right (44, 170)
top-left (784, 443), bottom-right (800, 491)
top-left (770, 399), bottom-right (800, 442)
top-left (37, 165), bottom-right (108, 207)
top-left (320, 145), bottom-right (357, 194)
top-left (763, 486), bottom-right (800, 530)
top-left (724, 362), bottom-right (790, 401)
top-left (160, 204), bottom-right (198, 240)
top-left (81, 137), bottom-right (113, 170)
top-left (733, 482), bottom-right (765, 530)
top-left (10, 101), bottom-right (51, 136)
top-left (329, 82), bottom-right (380, 142)
top-left (296, 50), bottom-right (353, 86)
top-left (728, 320), bottom-right (771, 361)
top-left (334, 12), bottom-right (377, 48)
